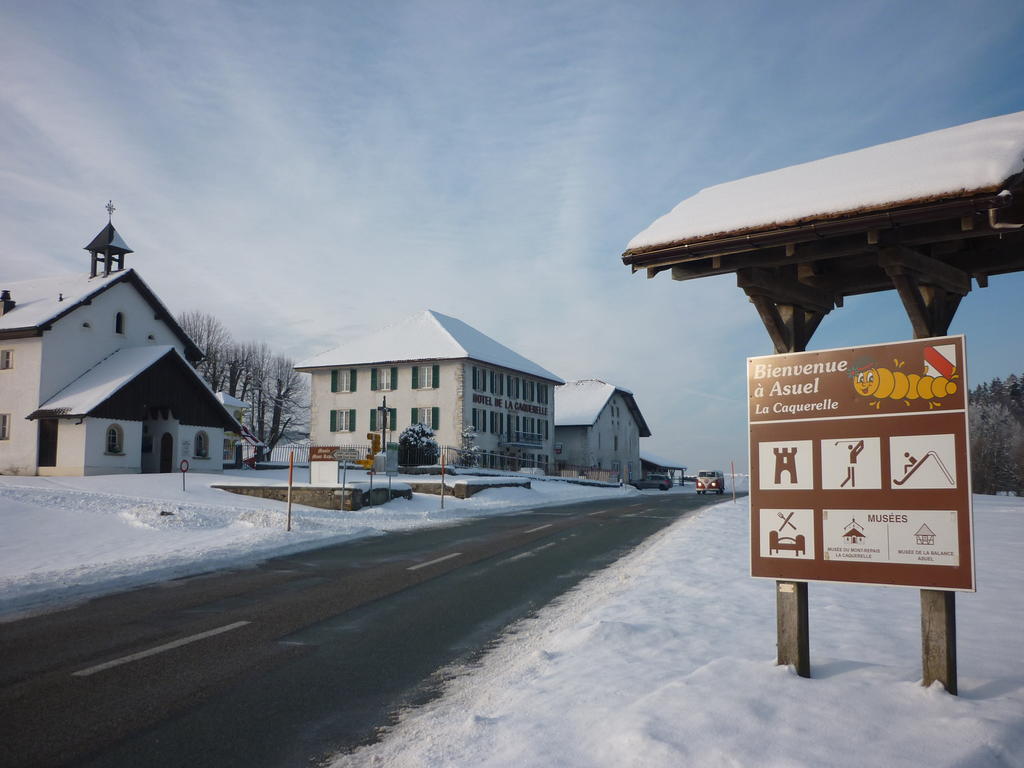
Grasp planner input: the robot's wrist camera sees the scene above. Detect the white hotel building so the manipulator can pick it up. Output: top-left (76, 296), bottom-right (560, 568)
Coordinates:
top-left (296, 310), bottom-right (563, 467)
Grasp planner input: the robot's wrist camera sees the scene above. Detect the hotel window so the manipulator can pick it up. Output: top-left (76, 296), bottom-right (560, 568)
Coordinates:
top-left (0, 349), bottom-right (12, 369)
top-left (371, 367), bottom-right (398, 391)
top-left (194, 431), bottom-right (209, 458)
top-left (369, 408), bottom-right (398, 431)
top-left (412, 364), bottom-right (440, 389)
top-left (105, 424), bottom-right (124, 454)
top-left (331, 409), bottom-right (356, 432)
top-left (331, 369), bottom-right (357, 393)
top-left (537, 384), bottom-right (548, 404)
top-left (0, 413), bottom-right (10, 440)
top-left (416, 407), bottom-right (438, 430)
top-left (114, 312), bottom-right (125, 335)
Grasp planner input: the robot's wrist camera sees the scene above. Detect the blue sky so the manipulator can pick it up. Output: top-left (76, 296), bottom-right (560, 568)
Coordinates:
top-left (3, 0), bottom-right (1023, 470)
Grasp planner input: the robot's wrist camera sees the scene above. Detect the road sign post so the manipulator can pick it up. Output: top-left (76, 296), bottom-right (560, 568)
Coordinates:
top-left (749, 335), bottom-right (974, 689)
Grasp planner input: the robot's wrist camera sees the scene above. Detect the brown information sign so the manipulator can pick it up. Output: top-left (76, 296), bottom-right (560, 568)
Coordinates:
top-left (309, 446), bottom-right (341, 462)
top-left (748, 335), bottom-right (974, 591)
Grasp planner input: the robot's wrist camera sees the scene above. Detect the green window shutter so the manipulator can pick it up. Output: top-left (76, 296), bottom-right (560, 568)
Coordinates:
top-left (330, 410), bottom-right (337, 432)
top-left (350, 369), bottom-right (357, 392)
top-left (411, 407), bottom-right (418, 425)
top-left (391, 367), bottom-right (398, 389)
top-left (389, 408), bottom-right (397, 430)
top-left (331, 369), bottom-right (338, 393)
top-left (412, 366), bottom-right (419, 389)
top-left (370, 409), bottom-right (377, 431)
top-left (472, 366), bottom-right (478, 389)
top-left (371, 368), bottom-right (378, 391)
top-left (431, 407), bottom-right (439, 430)
top-left (349, 409), bottom-right (356, 431)
top-left (432, 364), bottom-right (439, 388)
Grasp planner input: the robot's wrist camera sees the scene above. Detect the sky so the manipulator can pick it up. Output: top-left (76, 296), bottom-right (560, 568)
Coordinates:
top-left (3, 0), bottom-right (1024, 470)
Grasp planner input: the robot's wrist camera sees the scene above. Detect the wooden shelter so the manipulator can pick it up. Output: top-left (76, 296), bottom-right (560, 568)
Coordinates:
top-left (621, 111), bottom-right (1024, 695)
top-left (623, 111), bottom-right (1024, 353)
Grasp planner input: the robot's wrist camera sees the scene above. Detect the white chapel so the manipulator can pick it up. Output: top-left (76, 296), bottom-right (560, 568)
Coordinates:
top-left (0, 211), bottom-right (239, 475)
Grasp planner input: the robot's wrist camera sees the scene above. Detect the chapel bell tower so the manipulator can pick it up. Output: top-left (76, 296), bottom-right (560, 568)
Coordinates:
top-left (85, 201), bottom-right (134, 278)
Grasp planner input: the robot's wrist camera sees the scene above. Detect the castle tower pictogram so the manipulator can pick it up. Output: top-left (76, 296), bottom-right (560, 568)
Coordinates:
top-left (773, 447), bottom-right (798, 484)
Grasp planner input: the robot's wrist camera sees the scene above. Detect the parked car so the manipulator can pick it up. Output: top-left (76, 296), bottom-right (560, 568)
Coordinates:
top-left (631, 473), bottom-right (672, 491)
top-left (696, 470), bottom-right (725, 494)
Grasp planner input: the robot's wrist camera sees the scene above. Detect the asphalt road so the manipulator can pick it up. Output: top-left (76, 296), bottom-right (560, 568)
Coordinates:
top-left (0, 489), bottom-right (732, 767)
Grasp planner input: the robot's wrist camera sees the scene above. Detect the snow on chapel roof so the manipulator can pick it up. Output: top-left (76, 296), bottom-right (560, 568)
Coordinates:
top-left (626, 110), bottom-right (1024, 254)
top-left (0, 268), bottom-right (203, 363)
top-left (297, 310), bottom-right (564, 383)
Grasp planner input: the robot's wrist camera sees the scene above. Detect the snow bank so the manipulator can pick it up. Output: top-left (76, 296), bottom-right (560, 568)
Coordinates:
top-left (0, 469), bottom-right (633, 618)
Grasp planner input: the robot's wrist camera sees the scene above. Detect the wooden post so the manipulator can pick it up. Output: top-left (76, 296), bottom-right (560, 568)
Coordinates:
top-left (286, 450), bottom-right (294, 532)
top-left (777, 581), bottom-right (810, 677)
top-left (908, 316), bottom-right (959, 695)
top-left (921, 589), bottom-right (957, 694)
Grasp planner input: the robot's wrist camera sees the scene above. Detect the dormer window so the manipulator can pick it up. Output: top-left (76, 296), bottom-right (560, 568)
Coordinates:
top-left (115, 312), bottom-right (125, 334)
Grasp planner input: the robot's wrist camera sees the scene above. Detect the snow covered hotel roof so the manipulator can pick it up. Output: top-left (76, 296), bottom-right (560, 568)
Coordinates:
top-left (555, 379), bottom-right (651, 436)
top-left (622, 111), bottom-right (1024, 291)
top-left (0, 268), bottom-right (203, 363)
top-left (296, 309), bottom-right (564, 383)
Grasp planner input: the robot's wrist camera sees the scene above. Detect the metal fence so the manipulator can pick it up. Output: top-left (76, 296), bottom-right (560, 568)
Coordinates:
top-left (240, 442), bottom-right (621, 484)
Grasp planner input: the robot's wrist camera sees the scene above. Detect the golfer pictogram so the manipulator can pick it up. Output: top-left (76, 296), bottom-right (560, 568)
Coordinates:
top-left (837, 439), bottom-right (865, 487)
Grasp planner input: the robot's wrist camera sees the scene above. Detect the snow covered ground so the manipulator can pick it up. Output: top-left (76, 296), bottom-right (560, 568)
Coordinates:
top-left (332, 494), bottom-right (1024, 768)
top-left (0, 468), bottom-right (635, 618)
top-left (3, 471), bottom-right (1020, 767)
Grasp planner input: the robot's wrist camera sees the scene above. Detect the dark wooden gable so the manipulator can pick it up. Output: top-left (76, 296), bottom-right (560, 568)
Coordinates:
top-left (89, 351), bottom-right (240, 430)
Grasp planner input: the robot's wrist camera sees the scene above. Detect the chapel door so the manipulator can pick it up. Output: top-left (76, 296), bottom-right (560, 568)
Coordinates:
top-left (159, 432), bottom-right (174, 473)
top-left (38, 419), bottom-right (58, 467)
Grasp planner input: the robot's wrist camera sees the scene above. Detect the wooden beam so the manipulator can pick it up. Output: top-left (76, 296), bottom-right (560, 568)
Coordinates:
top-left (737, 268), bottom-right (835, 314)
top-left (878, 246), bottom-right (972, 296)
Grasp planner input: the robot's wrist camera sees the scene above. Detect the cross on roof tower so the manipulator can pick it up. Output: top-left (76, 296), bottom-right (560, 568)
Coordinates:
top-left (85, 201), bottom-right (134, 278)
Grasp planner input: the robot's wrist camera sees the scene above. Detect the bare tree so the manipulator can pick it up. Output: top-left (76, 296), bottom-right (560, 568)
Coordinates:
top-left (177, 310), bottom-right (232, 392)
top-left (176, 312), bottom-right (309, 453)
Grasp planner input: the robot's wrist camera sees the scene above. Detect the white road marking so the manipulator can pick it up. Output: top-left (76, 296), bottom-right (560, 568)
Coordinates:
top-left (523, 524), bottom-right (552, 534)
top-left (72, 621), bottom-right (252, 678)
top-left (407, 552), bottom-right (462, 571)
top-left (587, 510), bottom-right (608, 516)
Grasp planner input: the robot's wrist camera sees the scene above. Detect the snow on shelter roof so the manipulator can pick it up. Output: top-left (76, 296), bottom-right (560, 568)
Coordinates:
top-left (626, 110), bottom-right (1024, 254)
top-left (555, 379), bottom-right (651, 436)
top-left (296, 310), bottom-right (563, 383)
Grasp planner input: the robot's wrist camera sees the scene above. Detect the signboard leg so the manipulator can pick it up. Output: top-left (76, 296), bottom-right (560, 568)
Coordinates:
top-left (776, 581), bottom-right (810, 677)
top-left (921, 589), bottom-right (957, 694)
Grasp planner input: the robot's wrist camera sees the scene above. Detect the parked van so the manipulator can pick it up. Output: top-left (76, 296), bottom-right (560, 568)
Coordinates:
top-left (696, 470), bottom-right (725, 495)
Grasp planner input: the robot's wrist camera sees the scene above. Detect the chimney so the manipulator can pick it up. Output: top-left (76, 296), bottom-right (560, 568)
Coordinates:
top-left (0, 289), bottom-right (14, 316)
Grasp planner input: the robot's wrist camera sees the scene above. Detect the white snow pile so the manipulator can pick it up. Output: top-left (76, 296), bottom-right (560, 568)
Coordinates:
top-left (627, 110), bottom-right (1024, 253)
top-left (0, 469), bottom-right (633, 618)
top-left (333, 494), bottom-right (1024, 768)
